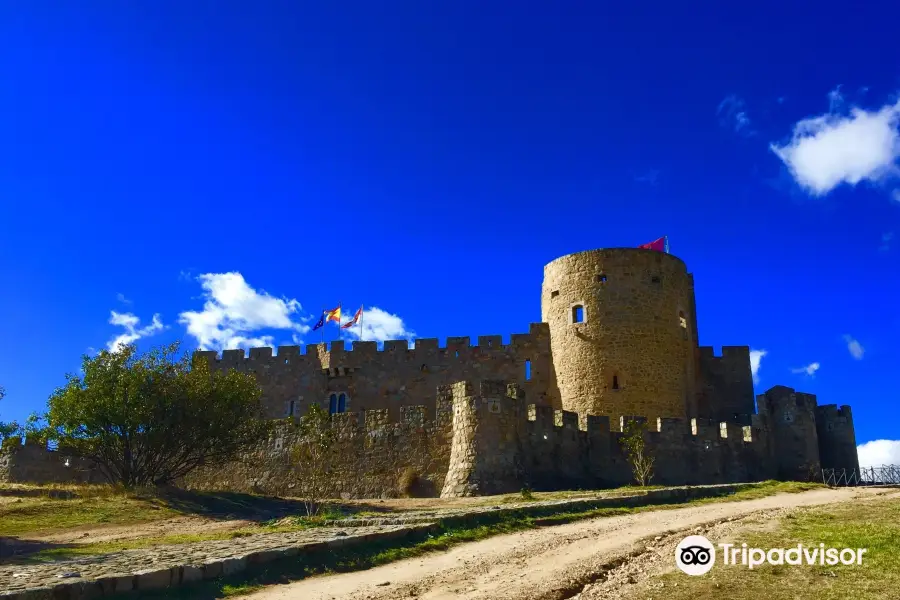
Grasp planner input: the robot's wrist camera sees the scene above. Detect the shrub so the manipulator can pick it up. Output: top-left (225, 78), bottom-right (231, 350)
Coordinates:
top-left (398, 467), bottom-right (419, 497)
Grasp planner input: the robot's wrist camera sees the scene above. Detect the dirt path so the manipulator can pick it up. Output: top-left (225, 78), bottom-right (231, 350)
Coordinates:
top-left (246, 487), bottom-right (885, 600)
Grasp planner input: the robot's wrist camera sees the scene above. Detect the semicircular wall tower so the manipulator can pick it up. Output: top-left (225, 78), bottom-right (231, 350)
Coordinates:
top-left (541, 248), bottom-right (699, 418)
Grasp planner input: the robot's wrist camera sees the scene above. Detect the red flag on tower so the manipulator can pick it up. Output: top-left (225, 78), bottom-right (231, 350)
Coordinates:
top-left (638, 236), bottom-right (668, 253)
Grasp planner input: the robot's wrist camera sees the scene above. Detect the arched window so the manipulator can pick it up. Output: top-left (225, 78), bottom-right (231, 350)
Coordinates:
top-left (328, 392), bottom-right (349, 414)
top-left (571, 304), bottom-right (585, 323)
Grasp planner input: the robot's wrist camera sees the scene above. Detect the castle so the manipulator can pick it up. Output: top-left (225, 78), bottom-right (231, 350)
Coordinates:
top-left (0, 248), bottom-right (861, 497)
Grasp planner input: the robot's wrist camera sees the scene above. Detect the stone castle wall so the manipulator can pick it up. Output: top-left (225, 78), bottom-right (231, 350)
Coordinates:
top-left (0, 439), bottom-right (106, 485)
top-left (0, 248), bottom-right (860, 495)
top-left (541, 249), bottom-right (699, 418)
top-left (1, 381), bottom-right (856, 496)
top-left (180, 386), bottom-right (456, 498)
top-left (193, 322), bottom-right (555, 422)
top-left (441, 381), bottom-right (777, 497)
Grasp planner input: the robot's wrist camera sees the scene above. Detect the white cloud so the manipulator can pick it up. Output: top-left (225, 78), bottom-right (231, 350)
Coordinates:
top-left (178, 272), bottom-right (309, 351)
top-left (827, 85), bottom-right (844, 112)
top-left (717, 95), bottom-right (754, 136)
top-left (790, 362), bottom-right (820, 377)
top-left (770, 92), bottom-right (900, 196)
top-left (116, 293), bottom-right (132, 305)
top-left (857, 439), bottom-right (900, 468)
top-left (749, 349), bottom-right (767, 385)
top-left (843, 335), bottom-right (865, 360)
top-left (340, 306), bottom-right (415, 345)
top-left (107, 311), bottom-right (165, 351)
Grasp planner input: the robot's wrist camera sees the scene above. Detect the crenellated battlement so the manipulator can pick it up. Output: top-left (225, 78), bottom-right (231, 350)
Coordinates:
top-left (759, 386), bottom-right (818, 413)
top-left (698, 345), bottom-right (751, 360)
top-left (195, 322), bottom-right (551, 366)
top-left (3, 244), bottom-right (861, 495)
top-left (816, 404), bottom-right (853, 420)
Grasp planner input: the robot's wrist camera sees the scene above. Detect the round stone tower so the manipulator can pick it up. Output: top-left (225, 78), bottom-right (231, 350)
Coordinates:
top-left (541, 248), bottom-right (699, 418)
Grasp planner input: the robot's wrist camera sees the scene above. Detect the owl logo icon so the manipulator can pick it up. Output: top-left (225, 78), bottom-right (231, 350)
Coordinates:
top-left (675, 535), bottom-right (716, 575)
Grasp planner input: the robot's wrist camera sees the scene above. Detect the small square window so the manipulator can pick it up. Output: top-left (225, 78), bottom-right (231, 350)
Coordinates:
top-left (651, 275), bottom-right (661, 284)
top-left (550, 290), bottom-right (559, 298)
top-left (596, 274), bottom-right (607, 283)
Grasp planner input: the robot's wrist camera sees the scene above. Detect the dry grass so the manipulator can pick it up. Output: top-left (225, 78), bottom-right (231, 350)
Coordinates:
top-left (0, 483), bottom-right (180, 536)
top-left (645, 493), bottom-right (900, 600)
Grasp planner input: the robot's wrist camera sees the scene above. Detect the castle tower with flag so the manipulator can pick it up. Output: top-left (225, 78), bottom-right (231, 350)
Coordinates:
top-left (183, 239), bottom-right (859, 495)
top-left (4, 240), bottom-right (861, 496)
top-left (541, 242), bottom-right (709, 419)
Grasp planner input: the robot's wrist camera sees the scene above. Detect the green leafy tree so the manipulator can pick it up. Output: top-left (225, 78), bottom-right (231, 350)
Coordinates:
top-left (46, 342), bottom-right (271, 487)
top-left (620, 419), bottom-right (655, 487)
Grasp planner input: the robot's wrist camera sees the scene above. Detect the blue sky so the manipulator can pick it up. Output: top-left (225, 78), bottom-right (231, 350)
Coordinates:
top-left (1, 2), bottom-right (898, 466)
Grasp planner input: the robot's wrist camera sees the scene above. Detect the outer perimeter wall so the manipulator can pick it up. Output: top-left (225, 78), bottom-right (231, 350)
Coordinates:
top-left (541, 248), bottom-right (699, 418)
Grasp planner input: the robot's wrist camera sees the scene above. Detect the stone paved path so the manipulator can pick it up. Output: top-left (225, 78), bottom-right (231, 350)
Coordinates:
top-left (0, 524), bottom-right (421, 597)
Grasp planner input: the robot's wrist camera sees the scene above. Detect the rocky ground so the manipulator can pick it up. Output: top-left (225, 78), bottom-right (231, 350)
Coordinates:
top-left (0, 523), bottom-right (422, 596)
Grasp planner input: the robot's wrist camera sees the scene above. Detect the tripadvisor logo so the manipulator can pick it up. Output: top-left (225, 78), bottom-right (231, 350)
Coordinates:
top-left (675, 535), bottom-right (868, 574)
top-left (676, 535), bottom-right (716, 575)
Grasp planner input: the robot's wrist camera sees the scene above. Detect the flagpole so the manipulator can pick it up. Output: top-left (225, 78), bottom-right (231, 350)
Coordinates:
top-left (320, 306), bottom-right (325, 344)
top-left (359, 305), bottom-right (364, 342)
top-left (333, 303), bottom-right (340, 346)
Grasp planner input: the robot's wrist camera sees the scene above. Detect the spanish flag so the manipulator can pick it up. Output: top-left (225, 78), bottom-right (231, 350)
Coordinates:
top-left (324, 305), bottom-right (342, 323)
top-left (341, 305), bottom-right (363, 329)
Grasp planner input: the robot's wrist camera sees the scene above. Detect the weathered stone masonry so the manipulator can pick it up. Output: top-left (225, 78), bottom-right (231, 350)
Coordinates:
top-left (192, 322), bottom-right (555, 421)
top-left (0, 247), bottom-right (860, 495)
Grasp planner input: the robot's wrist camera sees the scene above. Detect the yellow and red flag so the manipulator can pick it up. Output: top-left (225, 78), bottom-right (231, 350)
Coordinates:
top-left (341, 305), bottom-right (363, 329)
top-left (324, 305), bottom-right (342, 323)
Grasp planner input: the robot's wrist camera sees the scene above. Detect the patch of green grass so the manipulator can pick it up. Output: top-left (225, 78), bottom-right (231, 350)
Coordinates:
top-left (692, 480), bottom-right (823, 504)
top-left (647, 495), bottom-right (899, 600)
